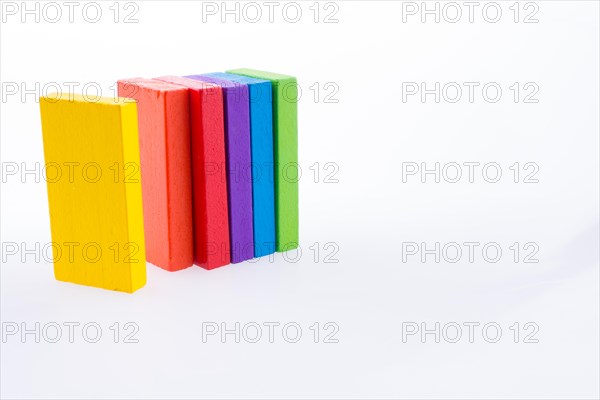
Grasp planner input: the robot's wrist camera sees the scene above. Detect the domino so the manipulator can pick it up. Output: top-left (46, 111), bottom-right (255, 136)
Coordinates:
top-left (202, 72), bottom-right (276, 258)
top-left (154, 76), bottom-right (231, 269)
top-left (226, 68), bottom-right (299, 252)
top-left (39, 94), bottom-right (146, 293)
top-left (186, 74), bottom-right (254, 263)
top-left (118, 78), bottom-right (194, 271)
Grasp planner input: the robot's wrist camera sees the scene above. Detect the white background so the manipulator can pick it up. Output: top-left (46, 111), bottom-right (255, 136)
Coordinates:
top-left (1, 1), bottom-right (599, 398)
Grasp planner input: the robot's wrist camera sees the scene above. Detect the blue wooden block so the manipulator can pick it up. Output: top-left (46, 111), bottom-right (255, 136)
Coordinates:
top-left (201, 72), bottom-right (276, 258)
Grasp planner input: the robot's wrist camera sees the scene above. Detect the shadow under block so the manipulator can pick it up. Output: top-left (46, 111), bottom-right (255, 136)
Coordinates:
top-left (118, 78), bottom-right (194, 271)
top-left (154, 76), bottom-right (230, 269)
top-left (39, 94), bottom-right (146, 293)
top-left (202, 72), bottom-right (276, 258)
top-left (226, 68), bottom-right (299, 252)
top-left (186, 75), bottom-right (254, 263)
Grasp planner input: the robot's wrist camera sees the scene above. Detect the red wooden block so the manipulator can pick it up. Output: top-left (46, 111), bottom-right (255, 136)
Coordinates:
top-left (117, 78), bottom-right (194, 271)
top-left (155, 76), bottom-right (231, 269)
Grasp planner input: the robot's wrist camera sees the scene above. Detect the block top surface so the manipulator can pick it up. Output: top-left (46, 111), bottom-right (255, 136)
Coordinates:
top-left (118, 77), bottom-right (188, 93)
top-left (202, 72), bottom-right (270, 86)
top-left (226, 68), bottom-right (296, 82)
top-left (185, 74), bottom-right (245, 90)
top-left (155, 76), bottom-right (221, 92)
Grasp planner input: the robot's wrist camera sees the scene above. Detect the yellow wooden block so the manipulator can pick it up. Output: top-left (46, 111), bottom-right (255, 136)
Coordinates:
top-left (40, 94), bottom-right (146, 293)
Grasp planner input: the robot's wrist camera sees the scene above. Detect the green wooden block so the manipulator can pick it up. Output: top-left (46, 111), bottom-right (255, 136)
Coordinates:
top-left (227, 68), bottom-right (299, 252)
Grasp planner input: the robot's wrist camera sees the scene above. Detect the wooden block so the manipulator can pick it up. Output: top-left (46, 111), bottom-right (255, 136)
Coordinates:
top-left (154, 76), bottom-right (230, 270)
top-left (226, 68), bottom-right (299, 252)
top-left (202, 72), bottom-right (276, 258)
top-left (118, 78), bottom-right (193, 271)
top-left (186, 74), bottom-right (254, 263)
top-left (39, 94), bottom-right (146, 293)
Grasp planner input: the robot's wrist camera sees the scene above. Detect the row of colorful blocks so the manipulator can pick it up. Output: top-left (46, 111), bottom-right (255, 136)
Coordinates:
top-left (39, 69), bottom-right (298, 293)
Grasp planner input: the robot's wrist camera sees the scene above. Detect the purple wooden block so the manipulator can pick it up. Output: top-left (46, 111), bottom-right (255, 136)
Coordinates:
top-left (186, 74), bottom-right (254, 263)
